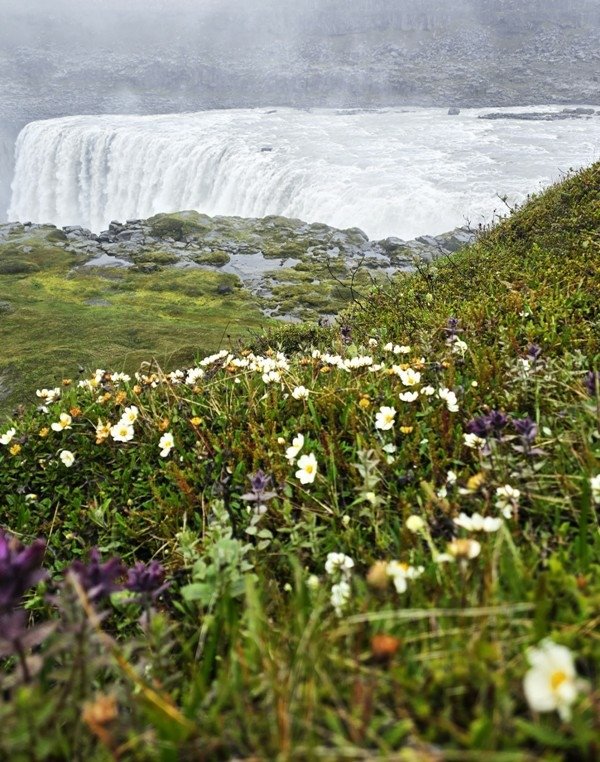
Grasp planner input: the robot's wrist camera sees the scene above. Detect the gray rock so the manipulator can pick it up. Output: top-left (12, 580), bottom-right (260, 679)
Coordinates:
top-left (448, 107), bottom-right (460, 115)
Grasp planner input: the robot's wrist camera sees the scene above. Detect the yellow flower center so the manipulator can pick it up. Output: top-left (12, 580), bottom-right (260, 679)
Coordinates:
top-left (305, 464), bottom-right (314, 474)
top-left (550, 670), bottom-right (568, 692)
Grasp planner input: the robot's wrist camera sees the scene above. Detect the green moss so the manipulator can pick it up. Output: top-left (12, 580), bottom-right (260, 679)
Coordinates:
top-left (192, 250), bottom-right (231, 266)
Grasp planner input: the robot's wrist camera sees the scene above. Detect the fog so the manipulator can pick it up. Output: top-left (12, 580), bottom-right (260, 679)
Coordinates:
top-left (1, 0), bottom-right (599, 220)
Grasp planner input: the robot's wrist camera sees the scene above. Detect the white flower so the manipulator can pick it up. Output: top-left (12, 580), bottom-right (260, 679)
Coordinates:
top-left (262, 370), bottom-right (281, 384)
top-left (451, 338), bottom-right (468, 356)
top-left (446, 470), bottom-right (458, 485)
top-left (590, 475), bottom-right (600, 504)
top-left (51, 413), bottom-right (72, 432)
top-left (186, 367), bottom-right (205, 385)
top-left (110, 422), bottom-right (135, 443)
top-left (0, 427), bottom-right (16, 445)
top-left (523, 640), bottom-right (582, 721)
top-left (446, 538), bottom-right (481, 560)
top-left (454, 512), bottom-right (502, 533)
top-left (395, 345), bottom-right (411, 354)
top-left (375, 406), bottom-right (396, 430)
top-left (59, 449), bottom-right (75, 467)
top-left (495, 484), bottom-right (521, 518)
top-left (406, 515), bottom-right (426, 533)
top-left (398, 368), bottom-right (421, 386)
top-left (382, 443), bottom-right (397, 454)
top-left (386, 561), bottom-right (424, 593)
top-left (325, 552), bottom-right (354, 577)
top-left (420, 385), bottom-right (435, 396)
top-left (120, 405), bottom-right (139, 425)
top-left (330, 580), bottom-right (351, 615)
top-left (159, 432), bottom-right (174, 458)
top-left (306, 574), bottom-right (320, 590)
top-left (399, 391), bottom-right (419, 403)
top-left (286, 433), bottom-right (305, 462)
top-left (368, 338), bottom-right (378, 348)
top-left (296, 452), bottom-right (318, 484)
top-left (463, 433), bottom-right (485, 449)
top-left (438, 387), bottom-right (459, 412)
top-left (291, 385), bottom-right (310, 400)
top-left (36, 387), bottom-right (60, 403)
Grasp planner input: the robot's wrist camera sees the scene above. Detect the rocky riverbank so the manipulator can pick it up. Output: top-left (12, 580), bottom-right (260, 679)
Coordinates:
top-left (0, 212), bottom-right (475, 320)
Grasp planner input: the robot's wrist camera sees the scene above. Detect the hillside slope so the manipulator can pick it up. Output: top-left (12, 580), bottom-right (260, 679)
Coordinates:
top-left (0, 164), bottom-right (598, 759)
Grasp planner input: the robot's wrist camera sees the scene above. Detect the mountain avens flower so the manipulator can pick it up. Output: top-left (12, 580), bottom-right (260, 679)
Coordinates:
top-left (375, 406), bottom-right (396, 430)
top-left (296, 453), bottom-right (318, 484)
top-left (59, 450), bottom-right (75, 467)
top-left (523, 640), bottom-right (583, 721)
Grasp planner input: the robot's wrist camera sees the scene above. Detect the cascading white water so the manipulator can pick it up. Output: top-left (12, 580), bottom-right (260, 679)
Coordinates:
top-left (8, 107), bottom-right (600, 240)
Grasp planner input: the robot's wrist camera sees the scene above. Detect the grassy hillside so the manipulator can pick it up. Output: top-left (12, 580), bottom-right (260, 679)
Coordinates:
top-left (0, 164), bottom-right (598, 759)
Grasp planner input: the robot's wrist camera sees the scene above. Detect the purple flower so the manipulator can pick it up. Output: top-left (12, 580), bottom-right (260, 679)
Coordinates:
top-left (585, 370), bottom-right (599, 397)
top-left (340, 325), bottom-right (352, 345)
top-left (69, 548), bottom-right (125, 602)
top-left (513, 416), bottom-right (538, 443)
top-left (125, 560), bottom-right (169, 603)
top-left (465, 410), bottom-right (509, 440)
top-left (444, 317), bottom-right (460, 338)
top-left (241, 470), bottom-right (277, 504)
top-left (0, 532), bottom-right (47, 613)
top-left (525, 344), bottom-right (542, 362)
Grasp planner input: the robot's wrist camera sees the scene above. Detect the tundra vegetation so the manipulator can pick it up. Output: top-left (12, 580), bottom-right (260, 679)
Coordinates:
top-left (0, 163), bottom-right (598, 759)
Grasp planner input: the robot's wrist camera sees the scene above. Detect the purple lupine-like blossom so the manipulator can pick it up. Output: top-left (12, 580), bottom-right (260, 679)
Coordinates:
top-left (241, 470), bottom-right (277, 504)
top-left (585, 370), bottom-right (599, 397)
top-left (444, 317), bottom-right (460, 338)
top-left (513, 416), bottom-right (538, 442)
top-left (125, 560), bottom-right (170, 602)
top-left (465, 410), bottom-right (509, 440)
top-left (525, 344), bottom-right (542, 362)
top-left (69, 548), bottom-right (125, 602)
top-left (0, 532), bottom-right (47, 613)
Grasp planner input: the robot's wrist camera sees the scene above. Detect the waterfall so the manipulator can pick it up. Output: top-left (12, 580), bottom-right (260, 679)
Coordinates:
top-left (8, 107), bottom-right (600, 240)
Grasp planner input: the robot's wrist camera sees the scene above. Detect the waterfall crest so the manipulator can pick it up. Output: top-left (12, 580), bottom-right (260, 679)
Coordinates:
top-left (8, 108), bottom-right (600, 239)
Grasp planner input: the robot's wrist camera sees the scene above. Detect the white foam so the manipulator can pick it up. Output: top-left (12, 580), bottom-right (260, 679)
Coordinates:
top-left (8, 107), bottom-right (600, 239)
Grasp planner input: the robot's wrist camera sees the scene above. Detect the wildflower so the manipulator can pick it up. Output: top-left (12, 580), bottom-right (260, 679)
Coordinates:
top-left (158, 432), bottom-right (174, 458)
top-left (584, 370), bottom-right (599, 396)
top-left (444, 317), bottom-right (460, 339)
top-left (399, 391), bottom-right (419, 403)
top-left (241, 470), bottom-right (277, 512)
top-left (291, 385), bottom-right (310, 400)
top-left (36, 387), bottom-right (60, 403)
top-left (368, 338), bottom-right (378, 348)
top-left (296, 453), bottom-right (318, 484)
top-left (420, 385), bottom-right (435, 396)
top-left (523, 640), bottom-right (583, 721)
top-left (0, 427), bottom-right (16, 446)
top-left (125, 560), bottom-right (169, 603)
top-left (38, 427), bottom-right (49, 438)
top-left (110, 422), bottom-right (134, 443)
top-left (438, 387), bottom-right (459, 412)
top-left (386, 561), bottom-right (424, 593)
top-left (495, 484), bottom-right (521, 518)
top-left (286, 433), bottom-right (305, 462)
top-left (406, 515), bottom-right (426, 533)
top-left (120, 406), bottom-right (139, 425)
top-left (262, 370), bottom-right (281, 384)
top-left (0, 531), bottom-right (47, 611)
top-left (306, 574), bottom-right (320, 590)
top-left (330, 580), bottom-right (351, 615)
top-left (375, 406), bottom-right (396, 430)
top-left (463, 432), bottom-right (485, 449)
top-left (512, 416), bottom-right (538, 442)
top-left (190, 417), bottom-right (202, 426)
top-left (445, 538), bottom-right (481, 560)
top-left (95, 419), bottom-right (111, 444)
top-left (59, 450), bottom-right (75, 467)
top-left (69, 549), bottom-right (125, 602)
top-left (453, 338), bottom-right (468, 355)
top-left (325, 553), bottom-right (354, 577)
top-left (400, 425), bottom-right (414, 434)
top-left (454, 513), bottom-right (502, 532)
top-left (398, 368), bottom-right (421, 386)
top-left (590, 475), bottom-right (600, 504)
top-left (358, 397), bottom-right (371, 409)
top-left (51, 413), bottom-right (72, 432)
top-left (9, 444), bottom-right (21, 456)
top-left (526, 343), bottom-right (542, 362)
top-left (466, 411), bottom-right (509, 439)
top-left (446, 470), bottom-right (458, 485)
